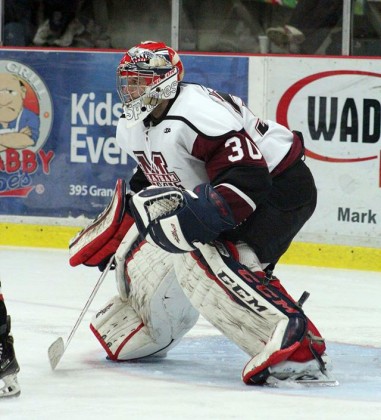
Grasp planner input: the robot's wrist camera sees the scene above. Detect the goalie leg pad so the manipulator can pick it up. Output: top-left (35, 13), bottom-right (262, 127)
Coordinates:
top-left (91, 242), bottom-right (199, 360)
top-left (222, 241), bottom-right (326, 362)
top-left (90, 296), bottom-right (173, 360)
top-left (173, 241), bottom-right (314, 384)
top-left (240, 275), bottom-right (326, 384)
top-left (125, 241), bottom-right (199, 344)
top-left (114, 223), bottom-right (141, 301)
top-left (173, 244), bottom-right (302, 357)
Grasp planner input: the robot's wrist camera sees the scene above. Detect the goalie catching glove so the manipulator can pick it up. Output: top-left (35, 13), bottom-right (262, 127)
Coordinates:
top-left (129, 184), bottom-right (236, 253)
top-left (69, 179), bottom-right (135, 270)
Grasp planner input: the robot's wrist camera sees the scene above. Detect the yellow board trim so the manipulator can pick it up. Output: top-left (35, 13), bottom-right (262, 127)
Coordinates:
top-left (279, 241), bottom-right (381, 272)
top-left (1, 222), bottom-right (380, 272)
top-left (0, 223), bottom-right (81, 249)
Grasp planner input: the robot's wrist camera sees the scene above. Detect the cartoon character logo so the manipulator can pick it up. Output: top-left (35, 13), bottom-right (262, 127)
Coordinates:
top-left (0, 73), bottom-right (39, 151)
top-left (0, 60), bottom-right (54, 197)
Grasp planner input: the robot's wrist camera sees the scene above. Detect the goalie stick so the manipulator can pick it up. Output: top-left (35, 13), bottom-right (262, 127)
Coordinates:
top-left (48, 256), bottom-right (115, 370)
top-left (48, 221), bottom-right (141, 370)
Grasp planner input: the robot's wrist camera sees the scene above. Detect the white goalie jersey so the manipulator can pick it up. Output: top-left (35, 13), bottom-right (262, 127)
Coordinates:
top-left (116, 83), bottom-right (304, 225)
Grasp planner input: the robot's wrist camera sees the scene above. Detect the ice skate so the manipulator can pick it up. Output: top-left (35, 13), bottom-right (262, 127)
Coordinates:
top-left (265, 354), bottom-right (338, 387)
top-left (0, 317), bottom-right (21, 398)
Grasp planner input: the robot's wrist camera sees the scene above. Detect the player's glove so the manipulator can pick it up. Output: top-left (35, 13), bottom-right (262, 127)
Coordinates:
top-left (69, 179), bottom-right (135, 269)
top-left (129, 184), bottom-right (236, 253)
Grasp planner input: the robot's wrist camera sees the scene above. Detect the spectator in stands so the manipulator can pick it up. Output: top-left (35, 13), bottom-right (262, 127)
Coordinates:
top-left (3, 0), bottom-right (38, 46)
top-left (33, 0), bottom-right (111, 48)
top-left (33, 0), bottom-right (84, 47)
top-left (266, 0), bottom-right (342, 54)
top-left (70, 0), bottom-right (111, 48)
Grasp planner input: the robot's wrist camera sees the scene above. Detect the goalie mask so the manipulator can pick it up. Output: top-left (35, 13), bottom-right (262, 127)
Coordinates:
top-left (117, 41), bottom-right (184, 127)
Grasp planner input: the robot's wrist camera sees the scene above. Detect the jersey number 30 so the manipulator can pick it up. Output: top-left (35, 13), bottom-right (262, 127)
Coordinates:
top-left (225, 137), bottom-right (263, 162)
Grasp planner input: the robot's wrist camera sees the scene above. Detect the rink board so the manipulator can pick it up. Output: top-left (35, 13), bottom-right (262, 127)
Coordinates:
top-left (0, 49), bottom-right (248, 220)
top-left (1, 221), bottom-right (380, 272)
top-left (248, 55), bottom-right (381, 251)
top-left (0, 49), bottom-right (380, 270)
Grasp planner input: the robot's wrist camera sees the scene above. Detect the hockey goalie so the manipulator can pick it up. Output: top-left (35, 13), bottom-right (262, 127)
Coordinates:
top-left (70, 181), bottom-right (334, 386)
top-left (69, 40), bottom-right (336, 386)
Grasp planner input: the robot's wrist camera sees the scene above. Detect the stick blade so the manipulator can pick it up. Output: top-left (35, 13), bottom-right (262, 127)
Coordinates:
top-left (48, 337), bottom-right (65, 370)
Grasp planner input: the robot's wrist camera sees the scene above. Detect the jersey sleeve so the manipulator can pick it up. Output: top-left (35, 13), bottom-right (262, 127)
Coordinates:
top-left (129, 165), bottom-right (151, 193)
top-left (192, 131), bottom-right (272, 224)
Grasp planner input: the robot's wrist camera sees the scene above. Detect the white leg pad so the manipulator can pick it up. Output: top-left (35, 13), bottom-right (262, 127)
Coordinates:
top-left (173, 247), bottom-right (289, 358)
top-left (91, 241), bottom-right (199, 360)
top-left (234, 241), bottom-right (268, 271)
top-left (91, 295), bottom-right (164, 360)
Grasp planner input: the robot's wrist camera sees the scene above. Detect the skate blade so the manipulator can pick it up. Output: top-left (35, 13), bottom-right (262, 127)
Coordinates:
top-left (266, 373), bottom-right (339, 388)
top-left (0, 373), bottom-right (21, 398)
top-left (48, 337), bottom-right (65, 370)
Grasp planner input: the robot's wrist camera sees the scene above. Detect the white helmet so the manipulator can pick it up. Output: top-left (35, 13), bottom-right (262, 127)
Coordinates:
top-left (117, 40), bottom-right (184, 127)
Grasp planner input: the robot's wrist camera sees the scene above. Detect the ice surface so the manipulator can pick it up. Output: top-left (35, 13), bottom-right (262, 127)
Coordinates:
top-left (0, 247), bottom-right (380, 419)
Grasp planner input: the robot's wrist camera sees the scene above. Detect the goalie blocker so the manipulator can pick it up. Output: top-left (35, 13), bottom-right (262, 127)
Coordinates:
top-left (129, 184), bottom-right (236, 253)
top-left (130, 185), bottom-right (329, 385)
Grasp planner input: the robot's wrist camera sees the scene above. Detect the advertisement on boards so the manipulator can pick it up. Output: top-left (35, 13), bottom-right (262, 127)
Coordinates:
top-left (249, 56), bottom-right (381, 247)
top-left (0, 49), bottom-right (248, 219)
